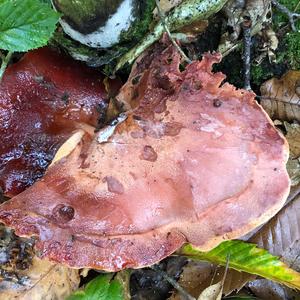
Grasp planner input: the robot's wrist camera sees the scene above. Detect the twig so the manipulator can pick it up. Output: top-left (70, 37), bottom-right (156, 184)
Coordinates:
top-left (150, 265), bottom-right (196, 300)
top-left (0, 51), bottom-right (13, 82)
top-left (242, 18), bottom-right (252, 91)
top-left (294, 0), bottom-right (300, 12)
top-left (155, 0), bottom-right (192, 64)
top-left (271, 0), bottom-right (300, 31)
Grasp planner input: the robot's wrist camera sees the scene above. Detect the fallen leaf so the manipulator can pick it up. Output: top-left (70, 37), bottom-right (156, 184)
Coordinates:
top-left (284, 122), bottom-right (300, 158)
top-left (286, 158), bottom-right (300, 186)
top-left (249, 194), bottom-right (300, 270)
top-left (0, 224), bottom-right (79, 299)
top-left (247, 279), bottom-right (299, 300)
top-left (0, 257), bottom-right (79, 300)
top-left (198, 281), bottom-right (222, 300)
top-left (180, 240), bottom-right (300, 289)
top-left (260, 70), bottom-right (300, 122)
top-left (153, 0), bottom-right (183, 16)
top-left (169, 261), bottom-right (255, 299)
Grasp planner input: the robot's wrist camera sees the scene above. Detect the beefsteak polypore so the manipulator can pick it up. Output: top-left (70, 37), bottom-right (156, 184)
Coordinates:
top-left (0, 42), bottom-right (290, 271)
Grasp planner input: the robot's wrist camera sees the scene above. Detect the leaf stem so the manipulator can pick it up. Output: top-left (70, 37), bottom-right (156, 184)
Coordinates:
top-left (0, 51), bottom-right (13, 82)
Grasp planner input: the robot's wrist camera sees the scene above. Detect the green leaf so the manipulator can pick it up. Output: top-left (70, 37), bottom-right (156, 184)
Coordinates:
top-left (0, 0), bottom-right (60, 52)
top-left (66, 274), bottom-right (124, 300)
top-left (179, 240), bottom-right (300, 290)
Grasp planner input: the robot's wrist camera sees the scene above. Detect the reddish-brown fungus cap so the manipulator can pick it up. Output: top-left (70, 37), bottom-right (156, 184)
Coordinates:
top-left (0, 43), bottom-right (290, 271)
top-left (0, 48), bottom-right (119, 197)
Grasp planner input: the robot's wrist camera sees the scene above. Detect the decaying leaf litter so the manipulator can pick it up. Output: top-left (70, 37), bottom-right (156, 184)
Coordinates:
top-left (1, 0), bottom-right (300, 299)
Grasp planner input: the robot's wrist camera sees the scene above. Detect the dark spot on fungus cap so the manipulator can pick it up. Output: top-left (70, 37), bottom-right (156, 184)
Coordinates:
top-left (52, 204), bottom-right (75, 223)
top-left (104, 176), bottom-right (124, 194)
top-left (140, 145), bottom-right (158, 162)
top-left (213, 99), bottom-right (222, 107)
top-left (163, 122), bottom-right (183, 136)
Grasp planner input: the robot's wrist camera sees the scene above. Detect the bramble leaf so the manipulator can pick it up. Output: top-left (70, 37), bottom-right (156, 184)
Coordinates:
top-left (66, 274), bottom-right (124, 300)
top-left (0, 0), bottom-right (60, 52)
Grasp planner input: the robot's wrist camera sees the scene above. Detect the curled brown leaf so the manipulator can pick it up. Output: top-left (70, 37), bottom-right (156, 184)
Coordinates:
top-left (260, 70), bottom-right (300, 122)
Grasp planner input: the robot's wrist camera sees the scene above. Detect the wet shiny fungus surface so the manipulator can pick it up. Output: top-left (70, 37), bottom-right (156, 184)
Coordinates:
top-left (0, 42), bottom-right (290, 271)
top-left (0, 48), bottom-right (118, 197)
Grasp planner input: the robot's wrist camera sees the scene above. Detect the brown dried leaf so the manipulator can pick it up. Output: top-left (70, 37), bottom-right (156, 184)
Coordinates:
top-left (283, 121), bottom-right (300, 186)
top-left (0, 257), bottom-right (80, 300)
top-left (169, 261), bottom-right (255, 299)
top-left (153, 0), bottom-right (208, 40)
top-left (284, 122), bottom-right (300, 158)
top-left (247, 279), bottom-right (300, 300)
top-left (260, 71), bottom-right (300, 122)
top-left (153, 0), bottom-right (183, 16)
top-left (286, 158), bottom-right (300, 186)
top-left (249, 195), bottom-right (300, 267)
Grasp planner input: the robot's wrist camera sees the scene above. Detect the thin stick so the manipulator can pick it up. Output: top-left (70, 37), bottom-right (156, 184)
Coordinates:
top-left (155, 0), bottom-right (192, 63)
top-left (0, 51), bottom-right (13, 82)
top-left (271, 0), bottom-right (300, 31)
top-left (294, 0), bottom-right (300, 12)
top-left (242, 19), bottom-right (252, 91)
top-left (150, 265), bottom-right (196, 300)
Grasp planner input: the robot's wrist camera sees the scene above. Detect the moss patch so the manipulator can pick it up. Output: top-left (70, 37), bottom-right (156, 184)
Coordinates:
top-left (274, 0), bottom-right (300, 70)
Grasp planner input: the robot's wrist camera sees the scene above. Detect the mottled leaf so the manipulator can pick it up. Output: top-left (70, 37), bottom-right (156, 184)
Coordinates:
top-left (180, 240), bottom-right (300, 289)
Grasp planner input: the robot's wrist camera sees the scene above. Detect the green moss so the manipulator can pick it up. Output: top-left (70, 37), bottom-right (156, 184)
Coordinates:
top-left (273, 0), bottom-right (300, 70)
top-left (53, 0), bottom-right (123, 34)
top-left (119, 0), bottom-right (156, 45)
top-left (273, 0), bottom-right (299, 29)
top-left (278, 32), bottom-right (300, 70)
top-left (251, 64), bottom-right (274, 86)
top-left (250, 0), bottom-right (300, 87)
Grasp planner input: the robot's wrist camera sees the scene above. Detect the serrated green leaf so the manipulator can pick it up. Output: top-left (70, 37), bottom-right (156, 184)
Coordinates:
top-left (0, 0), bottom-right (60, 52)
top-left (66, 274), bottom-right (124, 300)
top-left (179, 240), bottom-right (300, 290)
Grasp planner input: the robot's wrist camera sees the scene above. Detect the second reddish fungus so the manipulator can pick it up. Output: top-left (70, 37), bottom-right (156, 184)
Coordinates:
top-left (0, 48), bottom-right (119, 197)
